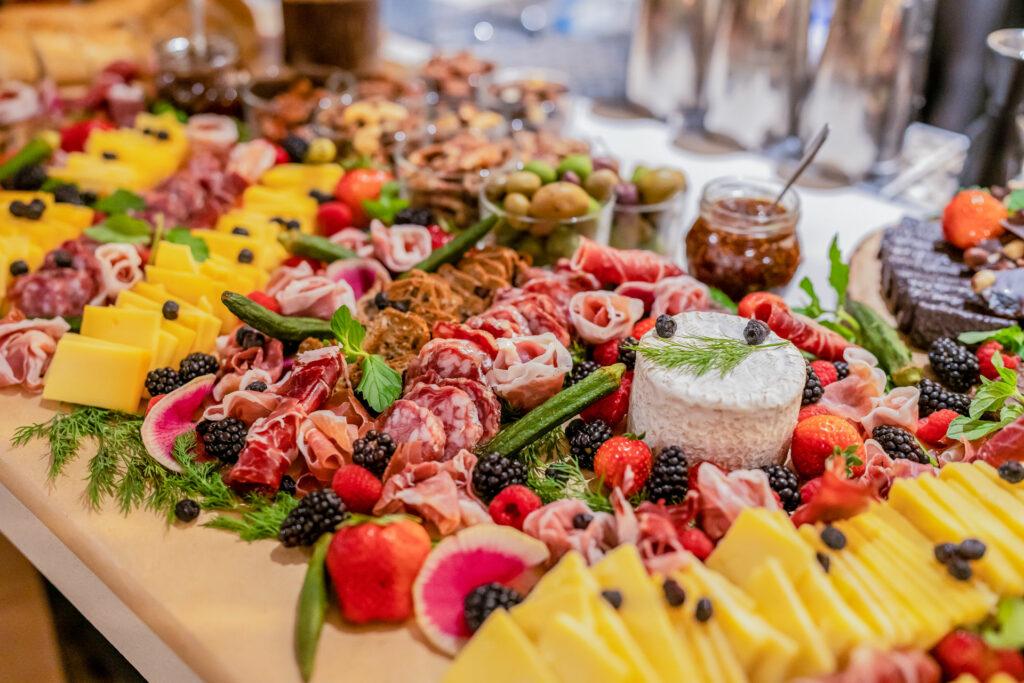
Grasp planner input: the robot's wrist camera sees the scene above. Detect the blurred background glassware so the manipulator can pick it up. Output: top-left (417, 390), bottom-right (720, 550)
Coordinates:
top-left (610, 166), bottom-right (688, 260)
top-left (958, 28), bottom-right (1024, 188)
top-left (420, 51), bottom-right (496, 107)
top-left (479, 66), bottom-right (570, 134)
top-left (480, 171), bottom-right (615, 266)
top-left (626, 0), bottom-right (722, 125)
top-left (685, 176), bottom-right (801, 300)
top-left (154, 34), bottom-right (246, 116)
top-left (282, 0), bottom-right (380, 72)
top-left (702, 0), bottom-right (810, 151)
top-left (243, 64), bottom-right (355, 142)
top-left (314, 94), bottom-right (425, 164)
top-left (798, 0), bottom-right (937, 182)
top-left (0, 81), bottom-right (44, 159)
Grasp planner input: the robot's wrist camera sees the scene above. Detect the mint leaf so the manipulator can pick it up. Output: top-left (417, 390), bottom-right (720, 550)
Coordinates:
top-left (357, 354), bottom-right (402, 413)
top-left (947, 415), bottom-right (1005, 441)
top-left (984, 598), bottom-right (1024, 649)
top-left (84, 213), bottom-right (151, 244)
top-left (1006, 190), bottom-right (1024, 213)
top-left (959, 326), bottom-right (1024, 356)
top-left (827, 236), bottom-right (849, 305)
top-left (793, 277), bottom-right (824, 318)
top-left (330, 306), bottom-right (366, 356)
top-left (93, 189), bottom-right (145, 214)
top-left (708, 287), bottom-right (738, 314)
top-left (362, 181), bottom-right (409, 225)
top-left (164, 228), bottom-right (209, 262)
top-left (151, 100), bottom-right (188, 123)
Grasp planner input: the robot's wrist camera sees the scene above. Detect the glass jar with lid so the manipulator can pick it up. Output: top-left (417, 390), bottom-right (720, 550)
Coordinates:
top-left (685, 176), bottom-right (801, 300)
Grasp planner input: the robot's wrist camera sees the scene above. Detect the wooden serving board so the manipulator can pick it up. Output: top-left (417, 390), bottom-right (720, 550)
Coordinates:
top-left (0, 389), bottom-right (448, 683)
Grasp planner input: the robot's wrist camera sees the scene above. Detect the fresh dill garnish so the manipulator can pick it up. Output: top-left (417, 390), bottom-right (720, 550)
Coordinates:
top-left (12, 406), bottom-right (112, 480)
top-left (523, 432), bottom-right (612, 513)
top-left (205, 494), bottom-right (299, 542)
top-left (632, 335), bottom-right (788, 378)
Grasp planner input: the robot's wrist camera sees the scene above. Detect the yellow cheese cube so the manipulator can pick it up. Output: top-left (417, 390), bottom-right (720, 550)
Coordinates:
top-left (43, 334), bottom-right (148, 412)
top-left (144, 265), bottom-right (235, 331)
top-left (153, 241), bottom-right (199, 273)
top-left (192, 229), bottom-right (275, 271)
top-left (443, 610), bottom-right (557, 683)
top-left (155, 330), bottom-right (177, 369)
top-left (120, 287), bottom-right (219, 352)
top-left (159, 319), bottom-right (196, 366)
top-left (80, 305), bottom-right (162, 368)
top-left (259, 163), bottom-right (342, 194)
top-left (241, 185), bottom-right (317, 219)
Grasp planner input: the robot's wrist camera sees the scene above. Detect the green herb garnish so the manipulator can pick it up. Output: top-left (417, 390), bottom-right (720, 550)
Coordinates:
top-left (164, 227), bottom-right (210, 262)
top-left (1006, 189), bottom-right (1024, 214)
top-left (708, 287), bottom-right (738, 314)
top-left (330, 306), bottom-right (402, 412)
top-left (959, 325), bottom-right (1024, 357)
top-left (983, 597), bottom-right (1024, 649)
top-left (84, 213), bottom-right (152, 245)
top-left (362, 181), bottom-right (409, 225)
top-left (793, 235), bottom-right (860, 342)
top-left (93, 188), bottom-right (146, 215)
top-left (947, 354), bottom-right (1024, 440)
top-left (205, 494), bottom-right (299, 541)
top-left (633, 335), bottom-right (788, 378)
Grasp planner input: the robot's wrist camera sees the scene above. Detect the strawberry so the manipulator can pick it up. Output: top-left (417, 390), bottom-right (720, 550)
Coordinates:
top-left (282, 255), bottom-right (322, 270)
top-left (326, 517), bottom-right (431, 624)
top-left (809, 360), bottom-right (839, 387)
top-left (592, 338), bottom-right (622, 366)
top-left (593, 435), bottom-right (652, 497)
top-left (246, 290), bottom-right (281, 315)
top-left (580, 370), bottom-right (632, 426)
top-left (798, 405), bottom-right (832, 422)
top-left (791, 415), bottom-right (864, 479)
top-left (916, 409), bottom-right (959, 445)
top-left (942, 189), bottom-right (1007, 250)
top-left (488, 485), bottom-right (541, 530)
top-left (977, 340), bottom-right (1021, 380)
top-left (631, 318), bottom-right (656, 339)
top-left (679, 527), bottom-right (714, 560)
top-left (316, 201), bottom-right (354, 237)
top-left (427, 225), bottom-right (453, 250)
top-left (931, 629), bottom-right (1024, 680)
top-left (60, 118), bottom-right (113, 153)
top-left (331, 464), bottom-right (383, 514)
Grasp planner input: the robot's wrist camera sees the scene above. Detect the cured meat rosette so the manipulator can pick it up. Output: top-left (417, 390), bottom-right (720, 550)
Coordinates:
top-left (267, 261), bottom-right (357, 320)
top-left (403, 383), bottom-right (484, 459)
top-left (370, 221), bottom-right (433, 272)
top-left (485, 333), bottom-right (572, 411)
top-left (568, 291), bottom-right (644, 344)
top-left (0, 310), bottom-right (70, 391)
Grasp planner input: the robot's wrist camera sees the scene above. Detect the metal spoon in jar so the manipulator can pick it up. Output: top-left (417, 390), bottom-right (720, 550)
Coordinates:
top-left (190, 0), bottom-right (208, 59)
top-left (772, 123), bottom-right (830, 208)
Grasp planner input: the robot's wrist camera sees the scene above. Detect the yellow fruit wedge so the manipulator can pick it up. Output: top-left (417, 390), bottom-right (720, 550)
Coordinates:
top-left (511, 580), bottom-right (593, 642)
top-left (941, 463), bottom-right (1024, 538)
top-left (443, 610), bottom-right (558, 683)
top-left (708, 508), bottom-right (814, 583)
top-left (973, 461), bottom-right (1024, 506)
top-left (537, 613), bottom-right (631, 683)
top-left (588, 595), bottom-right (661, 683)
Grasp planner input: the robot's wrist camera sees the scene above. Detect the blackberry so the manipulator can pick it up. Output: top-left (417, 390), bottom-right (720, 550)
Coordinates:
top-left (278, 489), bottom-right (346, 547)
top-left (743, 319), bottom-right (769, 346)
top-left (655, 314), bottom-right (676, 338)
top-left (235, 326), bottom-right (266, 349)
top-left (761, 464), bottom-right (800, 512)
top-left (279, 475), bottom-right (297, 496)
top-left (565, 360), bottom-right (599, 387)
top-left (833, 361), bottom-right (849, 380)
top-left (52, 184), bottom-right (86, 205)
top-left (351, 430), bottom-right (396, 476)
top-left (998, 460), bottom-right (1024, 484)
top-left (174, 499), bottom-right (200, 522)
top-left (281, 134), bottom-right (310, 163)
top-left (393, 206), bottom-right (435, 226)
top-left (871, 425), bottom-right (927, 464)
top-left (802, 364), bottom-right (823, 405)
top-left (199, 417), bottom-right (247, 464)
top-left (928, 337), bottom-right (979, 393)
top-left (179, 352), bottom-right (219, 382)
top-left (617, 336), bottom-right (638, 370)
top-left (3, 164), bottom-right (47, 191)
top-left (145, 367), bottom-right (181, 396)
top-left (565, 418), bottom-right (613, 470)
top-left (472, 453), bottom-right (527, 502)
top-left (646, 445), bottom-right (689, 504)
top-left (917, 379), bottom-right (970, 417)
top-left (463, 583), bottom-right (523, 633)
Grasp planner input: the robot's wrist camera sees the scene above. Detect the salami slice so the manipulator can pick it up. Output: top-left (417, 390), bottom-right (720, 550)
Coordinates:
top-left (432, 321), bottom-right (500, 359)
top-left (403, 384), bottom-right (484, 458)
top-left (382, 399), bottom-right (447, 461)
top-left (520, 269), bottom-right (601, 313)
top-left (434, 378), bottom-right (502, 443)
top-left (406, 338), bottom-right (492, 385)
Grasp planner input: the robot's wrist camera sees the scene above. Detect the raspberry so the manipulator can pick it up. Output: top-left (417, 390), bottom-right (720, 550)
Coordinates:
top-left (488, 485), bottom-right (542, 530)
top-left (977, 340), bottom-right (1021, 380)
top-left (916, 409), bottom-right (959, 445)
top-left (632, 317), bottom-right (657, 339)
top-left (679, 528), bottom-right (713, 560)
top-left (315, 201), bottom-right (354, 237)
top-left (331, 464), bottom-right (383, 514)
top-left (592, 339), bottom-right (621, 366)
top-left (800, 477), bottom-right (823, 505)
top-left (809, 360), bottom-right (839, 387)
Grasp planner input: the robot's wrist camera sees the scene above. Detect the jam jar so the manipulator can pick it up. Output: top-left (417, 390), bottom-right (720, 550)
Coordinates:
top-left (685, 176), bottom-right (801, 300)
top-left (155, 35), bottom-right (245, 117)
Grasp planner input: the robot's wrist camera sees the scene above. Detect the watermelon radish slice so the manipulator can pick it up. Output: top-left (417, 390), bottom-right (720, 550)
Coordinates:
top-left (413, 524), bottom-right (549, 655)
top-left (140, 373), bottom-right (215, 472)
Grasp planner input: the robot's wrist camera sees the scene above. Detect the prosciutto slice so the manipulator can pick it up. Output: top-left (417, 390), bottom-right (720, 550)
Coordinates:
top-left (978, 413), bottom-right (1024, 466)
top-left (860, 386), bottom-right (920, 434)
top-left (486, 333), bottom-right (572, 411)
top-left (694, 462), bottom-right (781, 540)
top-left (795, 647), bottom-right (940, 683)
top-left (820, 347), bottom-right (888, 424)
top-left (267, 261), bottom-right (356, 320)
top-left (568, 291), bottom-right (644, 344)
top-left (0, 310), bottom-right (69, 391)
top-left (370, 221), bottom-right (433, 273)
top-left (856, 440), bottom-right (936, 498)
top-left (612, 491), bottom-right (692, 575)
top-left (201, 389), bottom-right (283, 424)
top-left (522, 499), bottom-right (618, 565)
top-left (228, 347), bottom-right (344, 489)
top-left (570, 237), bottom-right (683, 286)
top-left (226, 139), bottom-right (277, 184)
top-left (738, 291), bottom-right (852, 361)
top-left (90, 243), bottom-right (143, 304)
top-left (491, 290), bottom-right (570, 346)
top-left (330, 228), bottom-right (375, 259)
top-left (324, 258), bottom-right (391, 301)
top-left (405, 338), bottom-right (492, 385)
top-left (297, 401), bottom-right (376, 482)
top-left (403, 383), bottom-right (484, 459)
top-left (520, 269), bottom-right (601, 313)
top-left (375, 450), bottom-right (490, 535)
top-left (212, 331), bottom-right (285, 400)
top-left (381, 399), bottom-right (446, 462)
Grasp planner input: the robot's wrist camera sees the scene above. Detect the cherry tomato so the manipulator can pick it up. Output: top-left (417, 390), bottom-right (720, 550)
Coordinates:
top-left (317, 201), bottom-right (355, 237)
top-left (334, 168), bottom-right (392, 227)
top-left (60, 118), bottom-right (114, 153)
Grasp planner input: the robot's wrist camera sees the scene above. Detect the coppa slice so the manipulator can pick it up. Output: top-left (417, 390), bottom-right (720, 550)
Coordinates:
top-left (140, 374), bottom-right (215, 472)
top-left (413, 525), bottom-right (549, 655)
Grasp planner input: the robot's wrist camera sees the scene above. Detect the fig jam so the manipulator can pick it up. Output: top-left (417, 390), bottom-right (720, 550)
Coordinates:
top-left (685, 177), bottom-right (801, 300)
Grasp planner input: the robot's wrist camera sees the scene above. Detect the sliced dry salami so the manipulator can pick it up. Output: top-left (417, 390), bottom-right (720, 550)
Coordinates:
top-left (431, 321), bottom-right (499, 359)
top-left (382, 399), bottom-right (446, 461)
top-left (403, 383), bottom-right (484, 458)
top-left (405, 338), bottom-right (491, 385)
top-left (409, 376), bottom-right (501, 443)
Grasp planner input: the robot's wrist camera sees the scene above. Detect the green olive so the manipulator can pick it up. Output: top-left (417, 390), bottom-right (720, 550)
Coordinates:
top-left (523, 160), bottom-right (557, 184)
top-left (484, 176), bottom-right (507, 202)
top-left (584, 168), bottom-right (619, 202)
top-left (505, 171), bottom-right (543, 197)
top-left (546, 225), bottom-right (580, 260)
top-left (528, 182), bottom-right (591, 220)
top-left (503, 192), bottom-right (532, 216)
top-left (636, 167), bottom-right (686, 204)
top-left (516, 235), bottom-right (546, 262)
top-left (631, 165), bottom-right (652, 184)
top-left (557, 154), bottom-right (593, 182)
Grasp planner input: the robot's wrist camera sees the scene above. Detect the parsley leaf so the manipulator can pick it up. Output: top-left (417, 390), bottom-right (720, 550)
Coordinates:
top-left (357, 354), bottom-right (403, 413)
top-left (93, 188), bottom-right (146, 214)
top-left (793, 277), bottom-right (824, 317)
top-left (959, 325), bottom-right (1024, 357)
top-left (1006, 190), bottom-right (1024, 214)
top-left (827, 236), bottom-right (849, 305)
top-left (362, 181), bottom-right (409, 225)
top-left (164, 227), bottom-right (210, 262)
top-left (84, 213), bottom-right (152, 245)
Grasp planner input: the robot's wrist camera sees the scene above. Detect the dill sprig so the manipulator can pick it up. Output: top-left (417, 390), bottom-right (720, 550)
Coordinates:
top-left (205, 494), bottom-right (299, 541)
top-left (12, 406), bottom-right (113, 479)
top-left (632, 335), bottom-right (788, 378)
top-left (523, 431), bottom-right (612, 513)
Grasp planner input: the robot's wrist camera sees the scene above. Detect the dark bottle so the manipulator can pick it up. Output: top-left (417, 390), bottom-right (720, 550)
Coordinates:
top-left (959, 29), bottom-right (1024, 187)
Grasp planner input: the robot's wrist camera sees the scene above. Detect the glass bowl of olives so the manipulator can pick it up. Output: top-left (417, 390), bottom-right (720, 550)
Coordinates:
top-left (610, 165), bottom-right (688, 260)
top-left (480, 153), bottom-right (617, 265)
